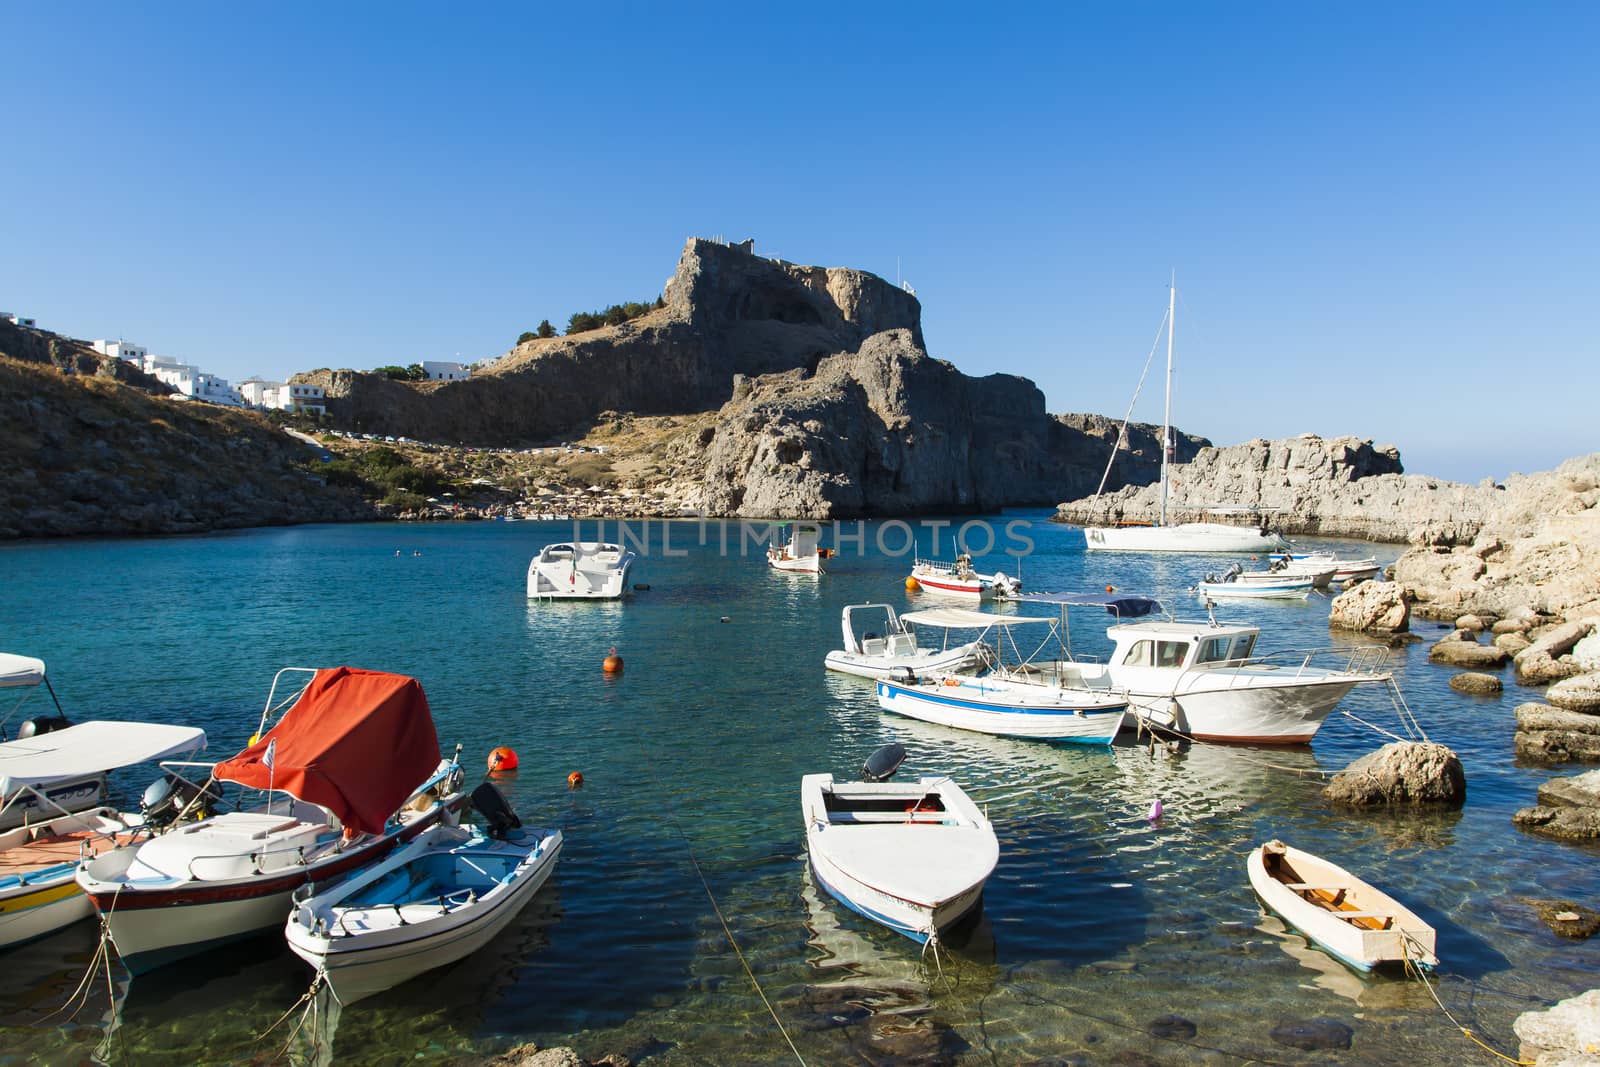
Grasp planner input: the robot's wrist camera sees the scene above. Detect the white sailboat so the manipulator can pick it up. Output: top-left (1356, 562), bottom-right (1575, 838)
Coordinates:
top-left (1083, 281), bottom-right (1288, 554)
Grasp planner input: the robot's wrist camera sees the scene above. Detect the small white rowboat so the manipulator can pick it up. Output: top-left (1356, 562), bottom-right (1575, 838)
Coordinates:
top-left (286, 818), bottom-right (563, 1004)
top-left (802, 767), bottom-right (997, 945)
top-left (1248, 839), bottom-right (1437, 973)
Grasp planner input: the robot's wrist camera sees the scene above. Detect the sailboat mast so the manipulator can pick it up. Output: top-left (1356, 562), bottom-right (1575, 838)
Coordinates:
top-left (1159, 276), bottom-right (1175, 526)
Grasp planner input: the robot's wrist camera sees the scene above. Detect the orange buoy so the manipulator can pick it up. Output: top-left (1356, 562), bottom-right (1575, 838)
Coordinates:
top-left (487, 746), bottom-right (519, 772)
top-left (1105, 585), bottom-right (1115, 593)
top-left (905, 576), bottom-right (920, 591)
top-left (567, 771), bottom-right (583, 789)
top-left (602, 647), bottom-right (623, 673)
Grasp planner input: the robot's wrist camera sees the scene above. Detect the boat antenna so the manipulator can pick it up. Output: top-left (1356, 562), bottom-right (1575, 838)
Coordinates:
top-left (1088, 296), bottom-right (1171, 511)
top-left (1160, 272), bottom-right (1175, 527)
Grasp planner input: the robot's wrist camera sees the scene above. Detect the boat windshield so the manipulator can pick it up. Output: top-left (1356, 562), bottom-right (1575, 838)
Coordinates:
top-left (1121, 639), bottom-right (1190, 668)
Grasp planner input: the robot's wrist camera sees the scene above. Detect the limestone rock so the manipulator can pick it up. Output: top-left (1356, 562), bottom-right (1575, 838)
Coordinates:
top-left (1450, 672), bottom-right (1503, 695)
top-left (1576, 632), bottom-right (1600, 672)
top-left (1514, 806), bottom-right (1600, 840)
top-left (1495, 615), bottom-right (1536, 635)
top-left (1328, 581), bottom-right (1410, 634)
top-left (1428, 637), bottom-right (1509, 669)
top-left (1497, 632), bottom-right (1534, 655)
top-left (1549, 673), bottom-right (1600, 713)
top-left (1055, 432), bottom-right (1494, 542)
top-left (1324, 742), bottom-right (1466, 807)
top-left (1456, 613), bottom-right (1487, 632)
top-left (1518, 621), bottom-right (1598, 685)
top-left (1516, 702), bottom-right (1600, 762)
top-left (1538, 769), bottom-right (1600, 809)
top-left (1393, 455), bottom-right (1600, 628)
top-left (1514, 989), bottom-right (1600, 1066)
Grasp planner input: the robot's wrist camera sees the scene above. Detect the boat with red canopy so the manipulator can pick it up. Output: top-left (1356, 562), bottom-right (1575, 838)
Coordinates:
top-left (77, 666), bottom-right (465, 975)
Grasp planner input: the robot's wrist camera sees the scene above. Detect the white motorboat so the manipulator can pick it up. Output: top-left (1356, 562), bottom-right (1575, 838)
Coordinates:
top-left (77, 667), bottom-right (465, 974)
top-left (824, 604), bottom-right (994, 680)
top-left (1194, 563), bottom-right (1314, 600)
top-left (0, 653), bottom-right (103, 828)
top-left (872, 608), bottom-right (1130, 743)
top-left (1081, 281), bottom-right (1289, 554)
top-left (527, 542), bottom-right (636, 599)
top-left (802, 746), bottom-right (998, 945)
top-left (1248, 840), bottom-right (1437, 973)
top-left (908, 554), bottom-right (1019, 599)
top-left (1273, 552), bottom-right (1382, 585)
top-left (1262, 556), bottom-right (1338, 588)
top-left (767, 523), bottom-right (830, 573)
top-left (0, 720), bottom-right (208, 950)
top-left (1017, 593), bottom-right (1391, 744)
top-left (286, 787), bottom-right (562, 1005)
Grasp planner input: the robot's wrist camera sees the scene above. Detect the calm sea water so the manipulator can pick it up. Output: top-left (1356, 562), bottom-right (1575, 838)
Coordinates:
top-left (0, 513), bottom-right (1593, 1066)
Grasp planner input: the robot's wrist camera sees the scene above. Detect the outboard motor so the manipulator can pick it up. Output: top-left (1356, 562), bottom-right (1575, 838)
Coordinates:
top-left (141, 772), bottom-right (219, 828)
top-left (860, 742), bottom-right (906, 783)
top-left (16, 715), bottom-right (71, 739)
top-left (471, 781), bottom-right (522, 839)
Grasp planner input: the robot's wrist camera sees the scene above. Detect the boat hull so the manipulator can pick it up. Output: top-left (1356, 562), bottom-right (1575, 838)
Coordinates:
top-left (808, 852), bottom-right (983, 945)
top-left (768, 554), bottom-right (821, 573)
top-left (1084, 522), bottom-right (1287, 553)
top-left (526, 544), bottom-right (635, 599)
top-left (80, 805), bottom-right (451, 974)
top-left (1126, 675), bottom-right (1360, 744)
top-left (876, 677), bottom-right (1127, 743)
top-left (287, 828), bottom-right (563, 1004)
top-left (1195, 580), bottom-right (1312, 600)
top-left (0, 876), bottom-right (93, 949)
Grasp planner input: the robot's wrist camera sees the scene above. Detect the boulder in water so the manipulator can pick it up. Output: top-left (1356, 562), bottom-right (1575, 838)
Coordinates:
top-left (1324, 741), bottom-right (1466, 807)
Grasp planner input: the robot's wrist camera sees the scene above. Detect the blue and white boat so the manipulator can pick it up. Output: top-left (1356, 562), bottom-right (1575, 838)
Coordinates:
top-left (286, 795), bottom-right (562, 1005)
top-left (871, 608), bottom-right (1130, 744)
top-left (1193, 563), bottom-right (1313, 600)
top-left (802, 754), bottom-right (996, 945)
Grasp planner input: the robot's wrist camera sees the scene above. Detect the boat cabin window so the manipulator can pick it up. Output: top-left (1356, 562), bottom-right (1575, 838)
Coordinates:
top-left (1122, 639), bottom-right (1189, 668)
top-left (1196, 637), bottom-right (1234, 665)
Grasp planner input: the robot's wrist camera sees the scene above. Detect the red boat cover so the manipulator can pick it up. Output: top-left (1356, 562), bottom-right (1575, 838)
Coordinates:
top-left (212, 668), bottom-right (442, 836)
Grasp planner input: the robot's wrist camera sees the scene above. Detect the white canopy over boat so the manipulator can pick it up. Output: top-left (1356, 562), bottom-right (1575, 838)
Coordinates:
top-left (898, 609), bottom-right (1053, 629)
top-left (0, 655), bottom-right (46, 689)
top-left (0, 721), bottom-right (208, 794)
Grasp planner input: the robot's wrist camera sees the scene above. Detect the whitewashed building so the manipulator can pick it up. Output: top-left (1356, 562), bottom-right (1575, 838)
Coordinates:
top-left (421, 360), bottom-right (470, 381)
top-left (4, 313), bottom-right (37, 327)
top-left (91, 339), bottom-right (149, 363)
top-left (238, 378), bottom-right (325, 415)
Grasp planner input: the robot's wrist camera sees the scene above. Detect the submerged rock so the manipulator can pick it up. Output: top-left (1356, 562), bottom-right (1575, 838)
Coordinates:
top-left (1146, 1015), bottom-right (1198, 1041)
top-left (1428, 636), bottom-right (1510, 668)
top-left (1514, 989), bottom-right (1600, 1065)
top-left (1450, 671), bottom-right (1504, 695)
top-left (1270, 1018), bottom-right (1353, 1051)
top-left (1329, 580), bottom-right (1411, 634)
top-left (1527, 900), bottom-right (1600, 940)
top-left (1324, 741), bottom-right (1466, 807)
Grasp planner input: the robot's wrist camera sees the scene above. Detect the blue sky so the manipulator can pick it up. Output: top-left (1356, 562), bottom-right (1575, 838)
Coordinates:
top-left (4, 4), bottom-right (1594, 483)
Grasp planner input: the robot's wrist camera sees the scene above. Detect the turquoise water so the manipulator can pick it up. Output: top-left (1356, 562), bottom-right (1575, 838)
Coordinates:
top-left (0, 514), bottom-right (1593, 1066)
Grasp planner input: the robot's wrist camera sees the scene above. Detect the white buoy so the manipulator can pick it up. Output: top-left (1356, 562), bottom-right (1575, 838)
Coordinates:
top-left (1147, 799), bottom-right (1164, 821)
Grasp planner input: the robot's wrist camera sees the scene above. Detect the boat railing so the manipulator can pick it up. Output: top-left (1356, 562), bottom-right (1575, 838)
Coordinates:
top-left (1193, 645), bottom-right (1392, 683)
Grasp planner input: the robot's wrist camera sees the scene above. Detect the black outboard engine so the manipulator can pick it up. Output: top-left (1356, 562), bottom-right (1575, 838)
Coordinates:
top-left (141, 773), bottom-right (219, 828)
top-left (471, 781), bottom-right (522, 840)
top-left (860, 742), bottom-right (906, 783)
top-left (16, 715), bottom-right (71, 739)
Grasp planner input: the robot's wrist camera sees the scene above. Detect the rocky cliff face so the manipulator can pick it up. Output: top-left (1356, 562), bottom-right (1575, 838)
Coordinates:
top-left (1055, 433), bottom-right (1498, 543)
top-left (1391, 453), bottom-right (1600, 623)
top-left (0, 355), bottom-right (373, 539)
top-left (0, 319), bottom-right (171, 392)
top-left (307, 238), bottom-right (927, 443)
top-left (673, 329), bottom-right (1205, 517)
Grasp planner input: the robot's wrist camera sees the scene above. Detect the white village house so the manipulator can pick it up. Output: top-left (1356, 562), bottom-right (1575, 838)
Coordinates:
top-left (421, 360), bottom-right (470, 381)
top-left (92, 339), bottom-right (251, 407)
top-left (237, 378), bottom-right (326, 415)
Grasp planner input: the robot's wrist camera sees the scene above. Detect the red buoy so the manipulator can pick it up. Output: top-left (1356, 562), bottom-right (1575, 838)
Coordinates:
top-left (567, 771), bottom-right (583, 789)
top-left (487, 746), bottom-right (519, 772)
top-left (603, 647), bottom-right (623, 673)
top-left (1105, 585), bottom-right (1115, 593)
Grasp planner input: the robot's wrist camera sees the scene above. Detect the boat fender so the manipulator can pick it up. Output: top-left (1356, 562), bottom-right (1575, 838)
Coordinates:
top-left (942, 678), bottom-right (961, 687)
top-left (471, 782), bottom-right (522, 840)
top-left (16, 715), bottom-right (71, 739)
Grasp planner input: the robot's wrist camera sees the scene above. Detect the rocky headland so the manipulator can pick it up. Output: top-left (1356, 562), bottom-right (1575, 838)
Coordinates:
top-left (1054, 432), bottom-right (1500, 544)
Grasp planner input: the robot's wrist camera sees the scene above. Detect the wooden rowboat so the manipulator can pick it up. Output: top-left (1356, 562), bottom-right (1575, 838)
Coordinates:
top-left (1247, 840), bottom-right (1438, 973)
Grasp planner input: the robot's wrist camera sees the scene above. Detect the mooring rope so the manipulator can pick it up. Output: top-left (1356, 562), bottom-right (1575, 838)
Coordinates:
top-left (1401, 933), bottom-right (1534, 1065)
top-left (646, 766), bottom-right (808, 1067)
